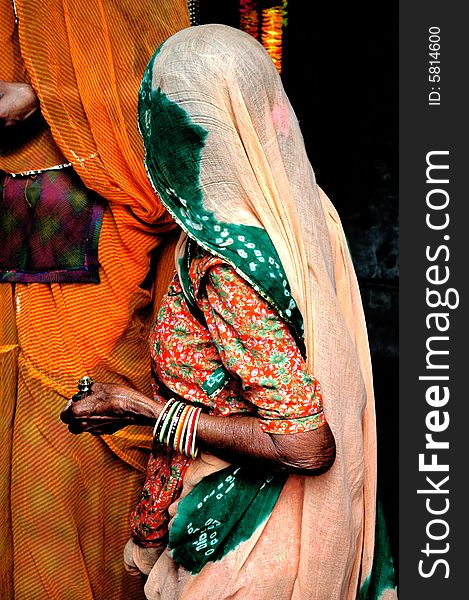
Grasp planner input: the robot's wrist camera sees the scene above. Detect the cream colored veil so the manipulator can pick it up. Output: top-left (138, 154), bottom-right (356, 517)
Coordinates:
top-left (138, 24), bottom-right (395, 599)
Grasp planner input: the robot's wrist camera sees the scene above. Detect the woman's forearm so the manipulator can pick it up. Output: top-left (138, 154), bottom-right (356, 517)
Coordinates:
top-left (126, 392), bottom-right (336, 475)
top-left (63, 385), bottom-right (335, 475)
top-left (196, 413), bottom-right (335, 475)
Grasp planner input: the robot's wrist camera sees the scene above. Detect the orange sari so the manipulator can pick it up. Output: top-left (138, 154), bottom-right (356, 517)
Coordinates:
top-left (0, 1), bottom-right (189, 598)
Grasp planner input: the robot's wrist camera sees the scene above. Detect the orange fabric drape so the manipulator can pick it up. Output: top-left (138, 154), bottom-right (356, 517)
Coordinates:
top-left (0, 0), bottom-right (67, 172)
top-left (0, 2), bottom-right (189, 598)
top-left (1, 0), bottom-right (189, 226)
top-left (0, 0), bottom-right (189, 465)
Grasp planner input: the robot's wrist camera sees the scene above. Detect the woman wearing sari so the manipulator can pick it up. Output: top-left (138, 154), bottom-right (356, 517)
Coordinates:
top-left (0, 1), bottom-right (190, 598)
top-left (62, 25), bottom-right (397, 599)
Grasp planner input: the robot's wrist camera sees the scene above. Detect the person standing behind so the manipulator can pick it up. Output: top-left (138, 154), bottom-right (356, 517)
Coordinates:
top-left (0, 1), bottom-right (189, 598)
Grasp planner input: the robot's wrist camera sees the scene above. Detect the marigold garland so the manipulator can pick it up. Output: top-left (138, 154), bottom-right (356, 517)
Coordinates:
top-left (239, 0), bottom-right (259, 39)
top-left (261, 5), bottom-right (284, 73)
top-left (239, 1), bottom-right (288, 74)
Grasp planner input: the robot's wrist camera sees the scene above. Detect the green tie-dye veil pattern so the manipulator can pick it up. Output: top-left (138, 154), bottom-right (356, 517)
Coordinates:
top-left (138, 50), bottom-right (305, 356)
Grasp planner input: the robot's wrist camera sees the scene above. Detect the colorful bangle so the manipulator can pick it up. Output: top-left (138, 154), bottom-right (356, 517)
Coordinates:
top-left (166, 402), bottom-right (186, 449)
top-left (183, 407), bottom-right (198, 458)
top-left (178, 405), bottom-right (194, 455)
top-left (152, 397), bottom-right (202, 459)
top-left (159, 400), bottom-right (182, 444)
top-left (153, 398), bottom-right (177, 441)
top-left (184, 406), bottom-right (202, 459)
top-left (173, 404), bottom-right (191, 453)
top-left (190, 408), bottom-right (202, 459)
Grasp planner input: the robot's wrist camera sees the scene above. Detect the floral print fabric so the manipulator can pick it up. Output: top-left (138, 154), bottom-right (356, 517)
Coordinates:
top-left (130, 249), bottom-right (325, 546)
top-left (155, 250), bottom-right (325, 434)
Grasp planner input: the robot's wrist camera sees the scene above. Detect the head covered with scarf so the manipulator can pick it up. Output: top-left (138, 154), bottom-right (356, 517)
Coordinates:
top-left (138, 24), bottom-right (395, 599)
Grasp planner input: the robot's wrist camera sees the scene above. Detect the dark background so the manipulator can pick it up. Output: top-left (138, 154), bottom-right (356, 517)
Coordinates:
top-left (198, 0), bottom-right (398, 571)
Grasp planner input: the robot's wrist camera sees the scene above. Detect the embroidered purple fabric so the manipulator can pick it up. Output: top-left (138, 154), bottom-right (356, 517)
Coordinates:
top-left (0, 168), bottom-right (104, 283)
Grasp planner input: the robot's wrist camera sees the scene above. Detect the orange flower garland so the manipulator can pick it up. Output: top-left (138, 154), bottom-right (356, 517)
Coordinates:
top-left (239, 0), bottom-right (259, 40)
top-left (239, 1), bottom-right (287, 74)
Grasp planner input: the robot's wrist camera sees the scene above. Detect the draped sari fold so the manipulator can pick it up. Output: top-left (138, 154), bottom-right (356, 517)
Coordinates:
top-left (0, 1), bottom-right (190, 598)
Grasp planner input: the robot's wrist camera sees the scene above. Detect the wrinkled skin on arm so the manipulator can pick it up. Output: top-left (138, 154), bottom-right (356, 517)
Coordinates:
top-left (60, 382), bottom-right (336, 475)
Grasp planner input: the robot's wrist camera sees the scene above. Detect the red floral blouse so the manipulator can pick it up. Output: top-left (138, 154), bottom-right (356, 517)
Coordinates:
top-left (130, 249), bottom-right (325, 546)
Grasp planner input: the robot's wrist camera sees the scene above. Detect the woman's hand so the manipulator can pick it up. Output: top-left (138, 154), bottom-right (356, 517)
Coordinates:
top-left (60, 382), bottom-right (160, 436)
top-left (0, 80), bottom-right (39, 126)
